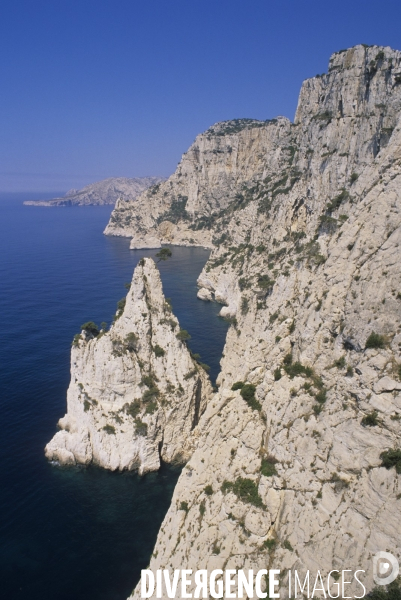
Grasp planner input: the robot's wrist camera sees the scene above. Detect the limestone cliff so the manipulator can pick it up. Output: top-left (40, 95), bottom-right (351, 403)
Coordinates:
top-left (124, 45), bottom-right (401, 597)
top-left (45, 258), bottom-right (212, 474)
top-left (104, 118), bottom-right (294, 248)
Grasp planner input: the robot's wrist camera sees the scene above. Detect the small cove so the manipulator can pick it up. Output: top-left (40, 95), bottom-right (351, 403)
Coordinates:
top-left (0, 194), bottom-right (228, 600)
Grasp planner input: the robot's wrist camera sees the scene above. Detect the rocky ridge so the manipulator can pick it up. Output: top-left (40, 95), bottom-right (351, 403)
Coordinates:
top-left (24, 176), bottom-right (165, 206)
top-left (45, 258), bottom-right (212, 474)
top-left (119, 45), bottom-right (401, 598)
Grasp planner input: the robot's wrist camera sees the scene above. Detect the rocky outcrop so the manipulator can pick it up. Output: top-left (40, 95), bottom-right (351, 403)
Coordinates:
top-left (104, 118), bottom-right (295, 247)
top-left (24, 176), bottom-right (165, 206)
top-left (125, 45), bottom-right (401, 598)
top-left (45, 258), bottom-right (212, 474)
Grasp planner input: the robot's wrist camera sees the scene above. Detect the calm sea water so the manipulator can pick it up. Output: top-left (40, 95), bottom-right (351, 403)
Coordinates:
top-left (0, 193), bottom-right (228, 600)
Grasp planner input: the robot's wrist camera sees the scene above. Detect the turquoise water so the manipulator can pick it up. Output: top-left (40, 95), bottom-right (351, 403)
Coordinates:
top-left (0, 194), bottom-right (228, 600)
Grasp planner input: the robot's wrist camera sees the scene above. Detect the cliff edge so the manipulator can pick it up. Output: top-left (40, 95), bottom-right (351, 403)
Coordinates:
top-left (123, 45), bottom-right (401, 598)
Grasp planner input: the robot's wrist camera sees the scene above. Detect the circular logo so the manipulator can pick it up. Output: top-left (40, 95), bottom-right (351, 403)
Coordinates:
top-left (373, 552), bottom-right (399, 586)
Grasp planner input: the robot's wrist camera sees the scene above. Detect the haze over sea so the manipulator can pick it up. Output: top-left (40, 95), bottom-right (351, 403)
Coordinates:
top-left (0, 193), bottom-right (228, 600)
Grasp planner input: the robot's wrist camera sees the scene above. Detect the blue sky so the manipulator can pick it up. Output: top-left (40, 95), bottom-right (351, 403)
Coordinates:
top-left (1, 0), bottom-right (401, 192)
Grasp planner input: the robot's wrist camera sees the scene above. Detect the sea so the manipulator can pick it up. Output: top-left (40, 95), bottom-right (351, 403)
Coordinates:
top-left (0, 193), bottom-right (228, 600)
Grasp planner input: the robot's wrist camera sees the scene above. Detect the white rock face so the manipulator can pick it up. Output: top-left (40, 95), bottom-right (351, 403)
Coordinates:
top-left (196, 287), bottom-right (213, 301)
top-left (45, 258), bottom-right (212, 474)
top-left (23, 176), bottom-right (165, 206)
top-left (125, 45), bottom-right (401, 599)
top-left (104, 118), bottom-right (293, 246)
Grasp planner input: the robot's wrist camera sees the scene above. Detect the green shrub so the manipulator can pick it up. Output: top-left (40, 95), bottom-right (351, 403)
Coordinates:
top-left (184, 369), bottom-right (197, 380)
top-left (326, 189), bottom-right (349, 214)
top-left (155, 247), bottom-right (172, 261)
top-left (176, 329), bottom-right (191, 342)
top-left (199, 362), bottom-right (210, 372)
top-left (134, 418), bottom-right (148, 436)
top-left (179, 501), bottom-right (189, 513)
top-left (199, 501), bottom-right (206, 516)
top-left (361, 411), bottom-right (379, 427)
top-left (311, 374), bottom-right (324, 389)
top-left (81, 321), bottom-right (99, 336)
top-left (302, 241), bottom-right (326, 266)
top-left (103, 424), bottom-right (116, 435)
top-left (113, 297), bottom-right (126, 320)
top-left (143, 387), bottom-right (159, 402)
top-left (117, 298), bottom-right (126, 312)
top-left (284, 361), bottom-right (313, 378)
top-left (241, 297), bottom-right (250, 315)
top-left (380, 448), bottom-right (401, 473)
top-left (223, 315), bottom-right (238, 327)
top-left (221, 480), bottom-right (232, 493)
top-left (231, 381), bottom-right (244, 391)
top-left (258, 274), bottom-right (275, 290)
top-left (145, 401), bottom-right (158, 414)
top-left (83, 400), bottom-right (91, 412)
top-left (263, 539), bottom-right (277, 550)
top-left (111, 337), bottom-right (126, 356)
top-left (284, 540), bottom-right (293, 552)
top-left (239, 277), bottom-right (250, 291)
top-left (367, 578), bottom-right (401, 600)
top-left (125, 332), bottom-right (139, 352)
top-left (261, 456), bottom-right (278, 477)
top-left (157, 197), bottom-right (189, 224)
top-left (232, 477), bottom-right (265, 508)
top-left (221, 478), bottom-right (264, 507)
top-left (312, 110), bottom-right (332, 122)
top-left (366, 332), bottom-right (386, 349)
top-left (350, 172), bottom-right (359, 183)
top-left (126, 400), bottom-right (141, 418)
top-left (72, 333), bottom-right (81, 347)
top-left (315, 389), bottom-right (327, 404)
top-left (274, 368), bottom-right (281, 381)
top-left (141, 374), bottom-right (156, 387)
top-left (153, 344), bottom-right (165, 357)
top-left (204, 485), bottom-right (213, 496)
top-left (334, 356), bottom-right (346, 369)
top-left (240, 384), bottom-right (261, 411)
top-left (346, 365), bottom-right (354, 377)
top-left (212, 541), bottom-right (220, 555)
